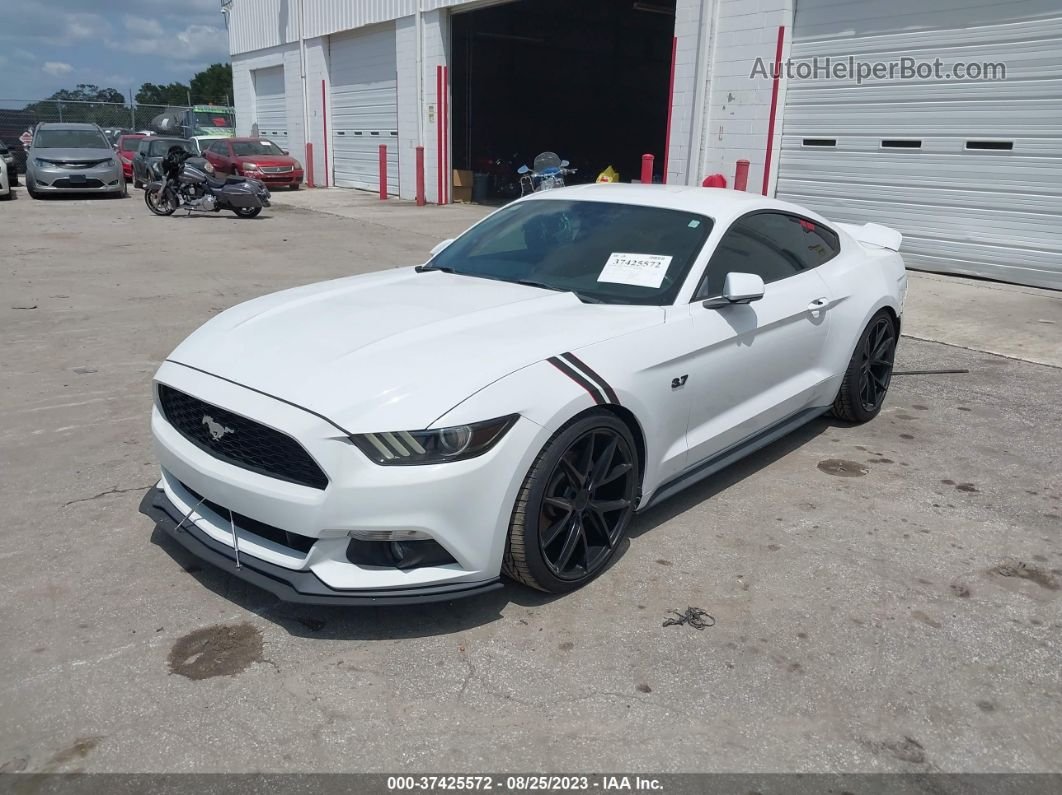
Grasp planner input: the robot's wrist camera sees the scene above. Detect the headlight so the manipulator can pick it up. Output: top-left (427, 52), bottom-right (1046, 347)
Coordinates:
top-left (34, 158), bottom-right (49, 168)
top-left (351, 415), bottom-right (518, 466)
top-left (242, 162), bottom-right (259, 171)
top-left (293, 159), bottom-right (302, 170)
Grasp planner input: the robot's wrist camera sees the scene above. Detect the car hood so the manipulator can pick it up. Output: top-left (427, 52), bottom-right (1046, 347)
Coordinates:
top-left (31, 148), bottom-right (114, 161)
top-left (167, 268), bottom-right (664, 431)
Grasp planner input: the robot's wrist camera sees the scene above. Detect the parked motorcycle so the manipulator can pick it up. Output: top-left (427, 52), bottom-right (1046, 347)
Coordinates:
top-left (144, 146), bottom-right (270, 218)
top-left (518, 152), bottom-right (576, 196)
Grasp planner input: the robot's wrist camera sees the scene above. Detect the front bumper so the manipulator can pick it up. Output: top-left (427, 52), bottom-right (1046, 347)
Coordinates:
top-left (30, 161), bottom-right (122, 192)
top-left (145, 487), bottom-right (502, 605)
top-left (150, 361), bottom-right (545, 603)
top-left (246, 169), bottom-right (303, 188)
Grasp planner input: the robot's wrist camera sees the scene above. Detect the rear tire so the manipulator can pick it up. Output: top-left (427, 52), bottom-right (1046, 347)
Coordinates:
top-left (232, 206), bottom-right (262, 218)
top-left (503, 411), bottom-right (638, 593)
top-left (832, 310), bottom-right (898, 423)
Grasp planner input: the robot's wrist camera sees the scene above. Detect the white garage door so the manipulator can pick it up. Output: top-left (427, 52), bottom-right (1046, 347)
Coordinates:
top-left (775, 0), bottom-right (1062, 289)
top-left (253, 66), bottom-right (288, 148)
top-left (329, 25), bottom-right (399, 193)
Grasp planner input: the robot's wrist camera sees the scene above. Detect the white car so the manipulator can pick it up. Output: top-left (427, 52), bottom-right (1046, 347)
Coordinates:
top-left (147, 185), bottom-right (907, 603)
top-left (0, 154), bottom-right (10, 200)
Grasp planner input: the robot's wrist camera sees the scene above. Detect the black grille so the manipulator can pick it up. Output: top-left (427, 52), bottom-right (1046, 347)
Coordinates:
top-left (180, 481), bottom-right (316, 554)
top-left (157, 383), bottom-right (328, 490)
top-left (52, 178), bottom-right (104, 188)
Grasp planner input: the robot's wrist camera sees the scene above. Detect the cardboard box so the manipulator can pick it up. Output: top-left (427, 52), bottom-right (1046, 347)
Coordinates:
top-left (452, 169), bottom-right (474, 202)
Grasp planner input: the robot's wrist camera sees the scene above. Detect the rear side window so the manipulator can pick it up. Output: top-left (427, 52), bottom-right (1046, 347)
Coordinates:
top-left (695, 212), bottom-right (840, 299)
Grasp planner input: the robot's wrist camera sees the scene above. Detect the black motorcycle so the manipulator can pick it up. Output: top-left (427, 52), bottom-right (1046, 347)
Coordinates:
top-left (145, 146), bottom-right (270, 219)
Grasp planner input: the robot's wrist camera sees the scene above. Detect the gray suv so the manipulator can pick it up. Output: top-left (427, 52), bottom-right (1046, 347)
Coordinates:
top-left (26, 123), bottom-right (126, 198)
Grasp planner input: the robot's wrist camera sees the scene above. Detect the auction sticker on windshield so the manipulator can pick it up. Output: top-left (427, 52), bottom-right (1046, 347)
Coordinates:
top-left (597, 252), bottom-right (673, 288)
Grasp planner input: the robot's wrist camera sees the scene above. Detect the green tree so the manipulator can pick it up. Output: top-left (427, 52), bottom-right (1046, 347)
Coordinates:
top-left (135, 82), bottom-right (191, 107)
top-left (23, 84), bottom-right (128, 125)
top-left (189, 63), bottom-right (233, 105)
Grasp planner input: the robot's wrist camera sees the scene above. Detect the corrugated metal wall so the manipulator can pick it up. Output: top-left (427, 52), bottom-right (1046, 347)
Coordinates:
top-left (776, 0), bottom-right (1062, 289)
top-left (226, 0), bottom-right (487, 54)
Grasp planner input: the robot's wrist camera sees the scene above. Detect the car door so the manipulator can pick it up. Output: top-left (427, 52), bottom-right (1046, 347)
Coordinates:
top-left (133, 140), bottom-right (150, 182)
top-left (682, 211), bottom-right (839, 466)
top-left (203, 141), bottom-right (226, 173)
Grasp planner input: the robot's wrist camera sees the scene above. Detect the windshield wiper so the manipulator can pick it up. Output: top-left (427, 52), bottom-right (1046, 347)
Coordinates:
top-left (513, 278), bottom-right (564, 292)
top-left (515, 279), bottom-right (604, 304)
top-left (414, 264), bottom-right (455, 273)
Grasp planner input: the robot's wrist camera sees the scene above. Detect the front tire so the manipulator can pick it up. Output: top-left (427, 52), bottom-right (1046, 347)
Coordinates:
top-left (144, 185), bottom-right (176, 216)
top-left (503, 411), bottom-right (638, 593)
top-left (832, 310), bottom-right (898, 423)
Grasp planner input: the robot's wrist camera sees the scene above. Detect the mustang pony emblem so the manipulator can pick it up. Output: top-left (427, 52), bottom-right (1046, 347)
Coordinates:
top-left (202, 415), bottom-right (235, 441)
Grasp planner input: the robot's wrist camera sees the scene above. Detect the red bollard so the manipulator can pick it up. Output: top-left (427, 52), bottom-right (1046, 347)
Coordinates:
top-left (305, 142), bottom-right (314, 188)
top-left (415, 146), bottom-right (425, 206)
top-left (640, 154), bottom-right (654, 185)
top-left (734, 159), bottom-right (750, 191)
top-left (379, 144), bottom-right (388, 200)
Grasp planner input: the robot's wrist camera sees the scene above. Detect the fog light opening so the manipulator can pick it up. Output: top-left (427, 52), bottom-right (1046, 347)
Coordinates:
top-left (345, 538), bottom-right (457, 570)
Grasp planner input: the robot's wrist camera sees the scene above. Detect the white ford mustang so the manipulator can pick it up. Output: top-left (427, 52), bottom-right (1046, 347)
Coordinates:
top-left (147, 184), bottom-right (906, 603)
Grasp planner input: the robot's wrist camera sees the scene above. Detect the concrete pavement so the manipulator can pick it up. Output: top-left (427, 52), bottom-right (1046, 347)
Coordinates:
top-left (0, 185), bottom-right (1059, 775)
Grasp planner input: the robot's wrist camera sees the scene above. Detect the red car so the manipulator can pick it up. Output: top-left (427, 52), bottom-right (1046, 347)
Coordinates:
top-left (115, 134), bottom-right (146, 181)
top-left (202, 137), bottom-right (303, 189)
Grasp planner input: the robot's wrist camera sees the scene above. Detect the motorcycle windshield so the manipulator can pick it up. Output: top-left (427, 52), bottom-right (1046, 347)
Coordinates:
top-left (533, 151), bottom-right (562, 173)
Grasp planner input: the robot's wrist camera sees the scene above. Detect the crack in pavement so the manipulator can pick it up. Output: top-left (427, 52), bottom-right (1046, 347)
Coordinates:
top-left (64, 483), bottom-right (156, 506)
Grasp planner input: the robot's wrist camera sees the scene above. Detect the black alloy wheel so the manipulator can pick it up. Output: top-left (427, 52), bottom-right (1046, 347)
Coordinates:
top-left (504, 412), bottom-right (638, 593)
top-left (859, 315), bottom-right (896, 412)
top-left (833, 310), bottom-right (898, 423)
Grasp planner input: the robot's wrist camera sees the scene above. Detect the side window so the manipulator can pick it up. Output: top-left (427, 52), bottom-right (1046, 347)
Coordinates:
top-left (750, 212), bottom-right (840, 269)
top-left (694, 212), bottom-right (840, 299)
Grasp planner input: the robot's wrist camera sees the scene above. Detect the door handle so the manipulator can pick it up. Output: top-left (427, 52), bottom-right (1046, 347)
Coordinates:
top-left (808, 297), bottom-right (829, 311)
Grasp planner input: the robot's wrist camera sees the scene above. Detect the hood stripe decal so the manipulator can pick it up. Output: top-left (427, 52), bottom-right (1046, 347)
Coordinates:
top-left (560, 352), bottom-right (620, 405)
top-left (547, 357), bottom-right (605, 405)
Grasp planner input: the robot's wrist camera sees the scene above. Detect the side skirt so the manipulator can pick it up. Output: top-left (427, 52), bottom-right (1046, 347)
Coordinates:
top-left (638, 406), bottom-right (828, 512)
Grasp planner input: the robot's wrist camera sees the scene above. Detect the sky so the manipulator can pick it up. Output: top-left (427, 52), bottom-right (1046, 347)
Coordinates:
top-left (0, 0), bottom-right (231, 102)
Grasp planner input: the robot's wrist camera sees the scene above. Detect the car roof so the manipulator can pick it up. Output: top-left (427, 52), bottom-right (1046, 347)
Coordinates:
top-left (527, 183), bottom-right (832, 226)
top-left (36, 122), bottom-right (102, 130)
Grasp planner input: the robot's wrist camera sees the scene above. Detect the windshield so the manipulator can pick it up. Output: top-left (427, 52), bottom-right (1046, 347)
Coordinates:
top-left (232, 140), bottom-right (284, 157)
top-left (427, 199), bottom-right (713, 305)
top-left (33, 129), bottom-right (109, 149)
top-left (194, 112), bottom-right (235, 129)
top-left (149, 139), bottom-right (192, 156)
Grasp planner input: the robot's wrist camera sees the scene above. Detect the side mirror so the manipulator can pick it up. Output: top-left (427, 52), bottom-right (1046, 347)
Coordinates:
top-left (281, 149), bottom-right (289, 156)
top-left (560, 159), bottom-right (570, 167)
top-left (702, 273), bottom-right (765, 308)
top-left (430, 238), bottom-right (454, 256)
top-left (517, 165), bottom-right (529, 174)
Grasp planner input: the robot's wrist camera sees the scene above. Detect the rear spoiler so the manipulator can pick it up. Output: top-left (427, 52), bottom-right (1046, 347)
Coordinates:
top-left (836, 222), bottom-right (902, 252)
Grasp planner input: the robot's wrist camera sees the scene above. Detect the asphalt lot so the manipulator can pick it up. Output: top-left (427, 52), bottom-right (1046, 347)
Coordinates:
top-left (1, 186), bottom-right (1060, 774)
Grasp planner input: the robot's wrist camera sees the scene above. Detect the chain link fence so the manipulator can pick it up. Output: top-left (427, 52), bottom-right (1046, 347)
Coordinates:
top-left (0, 99), bottom-right (235, 173)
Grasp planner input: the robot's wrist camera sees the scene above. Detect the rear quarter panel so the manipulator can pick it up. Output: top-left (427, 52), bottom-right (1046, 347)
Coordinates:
top-left (817, 231), bottom-right (907, 378)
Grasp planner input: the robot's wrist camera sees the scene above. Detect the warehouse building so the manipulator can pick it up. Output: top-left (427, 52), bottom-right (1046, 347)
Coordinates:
top-left (223, 0), bottom-right (1061, 289)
